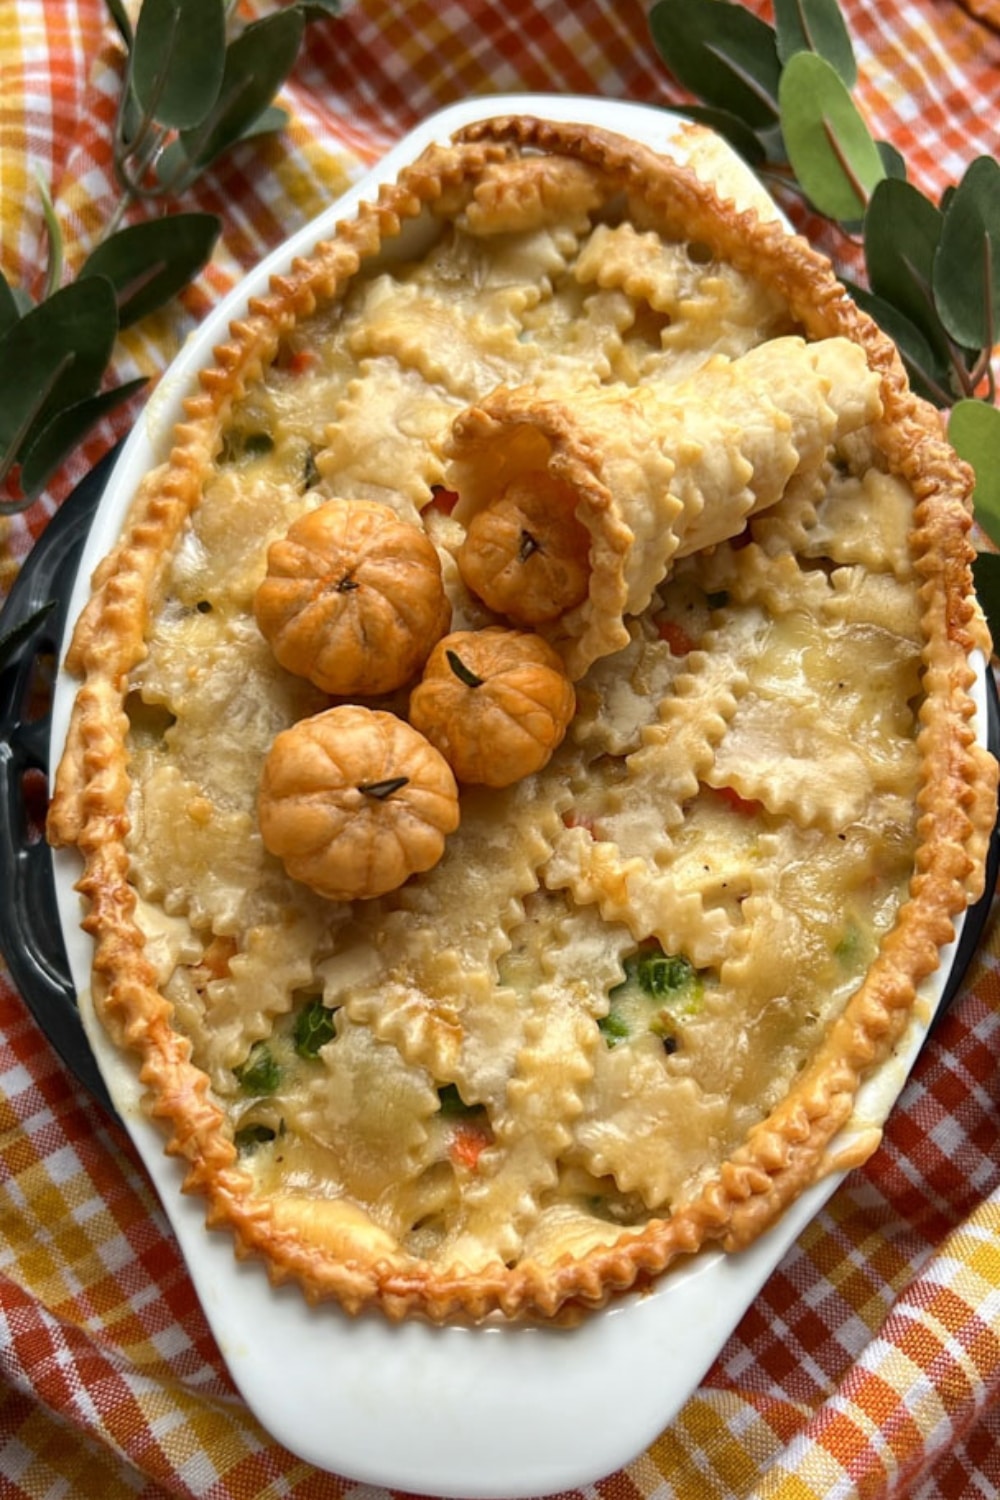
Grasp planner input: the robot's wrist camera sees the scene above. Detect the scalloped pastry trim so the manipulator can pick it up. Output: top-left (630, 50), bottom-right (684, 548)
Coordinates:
top-left (48, 116), bottom-right (997, 1324)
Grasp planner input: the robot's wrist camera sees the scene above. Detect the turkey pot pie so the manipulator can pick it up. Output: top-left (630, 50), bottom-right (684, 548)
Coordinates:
top-left (49, 117), bottom-right (998, 1323)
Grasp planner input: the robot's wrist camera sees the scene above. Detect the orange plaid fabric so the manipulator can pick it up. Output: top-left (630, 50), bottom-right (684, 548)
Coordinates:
top-left (2, 2), bottom-right (1000, 1496)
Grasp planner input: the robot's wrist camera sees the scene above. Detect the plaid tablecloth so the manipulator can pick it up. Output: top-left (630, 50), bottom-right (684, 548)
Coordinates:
top-left (2, 2), bottom-right (1000, 1496)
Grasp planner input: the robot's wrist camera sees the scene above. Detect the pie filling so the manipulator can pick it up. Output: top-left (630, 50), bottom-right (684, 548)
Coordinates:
top-left (49, 117), bottom-right (998, 1322)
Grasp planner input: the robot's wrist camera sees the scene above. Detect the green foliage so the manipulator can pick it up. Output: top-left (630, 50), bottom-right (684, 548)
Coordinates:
top-left (973, 552), bottom-right (1000, 632)
top-left (0, 272), bottom-right (28, 338)
top-left (648, 0), bottom-right (782, 131)
top-left (773, 0), bottom-right (856, 85)
top-left (864, 179), bottom-right (944, 348)
top-left (0, 0), bottom-right (339, 511)
top-left (131, 0), bottom-right (226, 130)
top-left (779, 52), bottom-right (884, 220)
top-left (950, 400), bottom-right (1000, 547)
top-left (648, 0), bottom-right (1000, 600)
top-left (176, 9), bottom-right (304, 176)
top-left (0, 279), bottom-right (120, 494)
top-left (932, 157), bottom-right (1000, 352)
top-left (79, 213), bottom-right (221, 327)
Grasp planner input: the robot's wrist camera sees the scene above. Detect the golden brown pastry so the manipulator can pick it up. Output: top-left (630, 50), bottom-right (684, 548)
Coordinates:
top-left (48, 116), bottom-right (997, 1324)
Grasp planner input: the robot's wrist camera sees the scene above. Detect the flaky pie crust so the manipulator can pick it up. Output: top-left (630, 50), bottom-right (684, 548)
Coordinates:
top-left (48, 116), bottom-right (998, 1323)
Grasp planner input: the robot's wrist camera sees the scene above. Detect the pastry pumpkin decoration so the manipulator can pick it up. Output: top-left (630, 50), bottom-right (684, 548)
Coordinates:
top-left (258, 704), bottom-right (459, 901)
top-left (255, 498), bottom-right (450, 696)
top-left (409, 627), bottom-right (576, 787)
top-left (457, 475), bottom-right (591, 627)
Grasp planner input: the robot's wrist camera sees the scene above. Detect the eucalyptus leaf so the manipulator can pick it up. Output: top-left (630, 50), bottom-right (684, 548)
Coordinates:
top-left (665, 103), bottom-right (768, 166)
top-left (778, 51), bottom-right (885, 220)
top-left (153, 137), bottom-right (194, 193)
top-left (0, 272), bottom-right (21, 339)
top-left (179, 9), bottom-right (304, 171)
top-left (158, 106), bottom-right (290, 188)
top-left (80, 213), bottom-right (221, 328)
top-left (0, 276), bottom-right (118, 465)
top-left (972, 551), bottom-right (1000, 639)
top-left (864, 177), bottom-right (948, 358)
top-left (237, 104), bottom-right (290, 144)
top-left (773, 0), bottom-right (856, 87)
top-left (297, 0), bottom-right (343, 16)
top-left (18, 377), bottom-right (147, 498)
top-left (876, 140), bottom-right (906, 182)
top-left (949, 399), bottom-right (1000, 548)
top-left (648, 0), bottom-right (782, 131)
top-left (102, 0), bottom-right (134, 52)
top-left (119, 90), bottom-right (144, 152)
top-left (933, 156), bottom-right (1000, 351)
top-left (11, 284), bottom-right (34, 315)
top-left (837, 144), bottom-right (907, 236)
top-left (132, 0), bottom-right (226, 131)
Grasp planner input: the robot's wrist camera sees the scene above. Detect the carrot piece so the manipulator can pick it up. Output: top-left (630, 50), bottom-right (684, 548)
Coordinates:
top-left (427, 486), bottom-right (460, 516)
top-left (712, 785), bottom-right (762, 816)
top-left (449, 1122), bottom-right (492, 1170)
top-left (656, 617), bottom-right (696, 655)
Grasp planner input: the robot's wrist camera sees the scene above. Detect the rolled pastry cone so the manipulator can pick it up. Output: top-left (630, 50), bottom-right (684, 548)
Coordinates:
top-left (447, 335), bottom-right (882, 679)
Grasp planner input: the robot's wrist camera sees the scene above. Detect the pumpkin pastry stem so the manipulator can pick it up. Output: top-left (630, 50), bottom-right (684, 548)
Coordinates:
top-left (409, 627), bottom-right (576, 788)
top-left (254, 497), bottom-right (451, 697)
top-left (258, 705), bottom-right (460, 902)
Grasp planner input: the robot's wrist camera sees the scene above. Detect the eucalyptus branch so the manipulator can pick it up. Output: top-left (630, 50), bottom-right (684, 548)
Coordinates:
top-left (35, 174), bottom-right (64, 301)
top-left (0, 0), bottom-right (341, 512)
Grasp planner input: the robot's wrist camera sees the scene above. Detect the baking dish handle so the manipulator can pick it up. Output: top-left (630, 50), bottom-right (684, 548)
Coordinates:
top-left (0, 450), bottom-right (120, 1113)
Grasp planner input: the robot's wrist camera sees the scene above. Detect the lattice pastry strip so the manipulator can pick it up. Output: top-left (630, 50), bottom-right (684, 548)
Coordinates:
top-left (749, 466), bottom-right (917, 579)
top-left (315, 357), bottom-right (463, 515)
top-left (127, 761), bottom-right (266, 930)
top-left (545, 647), bottom-right (748, 967)
top-left (520, 286), bottom-right (637, 387)
top-left (801, 469), bottom-right (917, 578)
top-left (822, 567), bottom-right (923, 641)
top-left (572, 1035), bottom-right (732, 1211)
top-left (337, 777), bottom-right (571, 1104)
top-left (137, 624), bottom-right (324, 811)
top-left (345, 274), bottom-right (537, 401)
top-left (718, 818), bottom-right (918, 1060)
top-left (706, 608), bottom-right (923, 829)
top-left (412, 221), bottom-right (577, 300)
top-left (570, 616), bottom-right (688, 759)
top-left (269, 1017), bottom-right (443, 1246)
top-left (572, 220), bottom-right (787, 336)
top-left (162, 908), bottom-right (333, 1089)
top-left (439, 896), bottom-right (618, 1270)
top-left (446, 996), bottom-right (602, 1278)
top-left (688, 540), bottom-right (839, 620)
top-left (166, 472), bottom-right (315, 613)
